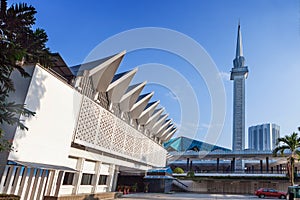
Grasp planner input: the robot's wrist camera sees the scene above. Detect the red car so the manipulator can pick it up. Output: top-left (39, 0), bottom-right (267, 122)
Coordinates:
top-left (255, 188), bottom-right (286, 199)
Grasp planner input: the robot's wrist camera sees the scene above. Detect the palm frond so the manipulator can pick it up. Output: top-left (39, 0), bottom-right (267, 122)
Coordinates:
top-left (6, 3), bottom-right (36, 27)
top-left (273, 145), bottom-right (290, 157)
top-left (0, 0), bottom-right (45, 152)
top-left (0, 0), bottom-right (7, 19)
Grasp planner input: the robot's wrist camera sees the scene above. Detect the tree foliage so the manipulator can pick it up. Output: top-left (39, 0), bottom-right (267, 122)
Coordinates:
top-left (273, 130), bottom-right (300, 186)
top-left (0, 0), bottom-right (51, 151)
top-left (173, 167), bottom-right (184, 174)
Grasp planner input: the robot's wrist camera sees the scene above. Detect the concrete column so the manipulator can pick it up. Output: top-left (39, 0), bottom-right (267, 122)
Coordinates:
top-left (111, 166), bottom-right (119, 192)
top-left (23, 168), bottom-right (35, 200)
top-left (10, 166), bottom-right (21, 194)
top-left (260, 160), bottom-right (263, 173)
top-left (73, 158), bottom-right (85, 194)
top-left (43, 170), bottom-right (55, 196)
top-left (0, 166), bottom-right (6, 192)
top-left (231, 158), bottom-right (235, 172)
top-left (107, 164), bottom-right (116, 192)
top-left (36, 169), bottom-right (47, 200)
top-left (217, 158), bottom-right (220, 173)
top-left (266, 157), bottom-right (269, 173)
top-left (44, 170), bottom-right (56, 196)
top-left (247, 167), bottom-right (250, 173)
top-left (277, 165), bottom-right (280, 173)
top-left (233, 158), bottom-right (236, 172)
top-left (0, 152), bottom-right (10, 187)
top-left (30, 168), bottom-right (42, 199)
top-left (54, 171), bottom-right (64, 197)
top-left (2, 165), bottom-right (14, 194)
top-left (197, 165), bottom-right (201, 173)
top-left (91, 161), bottom-right (101, 193)
top-left (186, 158), bottom-right (190, 172)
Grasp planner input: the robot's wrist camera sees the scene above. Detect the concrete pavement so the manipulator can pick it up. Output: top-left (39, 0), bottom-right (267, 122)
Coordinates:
top-left (121, 193), bottom-right (258, 200)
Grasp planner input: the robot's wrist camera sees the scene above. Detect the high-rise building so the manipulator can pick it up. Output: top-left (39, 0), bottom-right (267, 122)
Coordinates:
top-left (231, 23), bottom-right (249, 152)
top-left (248, 123), bottom-right (280, 151)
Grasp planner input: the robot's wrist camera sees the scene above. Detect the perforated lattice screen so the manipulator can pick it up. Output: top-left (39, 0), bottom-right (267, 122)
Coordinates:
top-left (74, 97), bottom-right (166, 167)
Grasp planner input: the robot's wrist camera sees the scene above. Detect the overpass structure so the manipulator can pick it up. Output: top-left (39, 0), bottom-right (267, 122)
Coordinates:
top-left (167, 150), bottom-right (291, 175)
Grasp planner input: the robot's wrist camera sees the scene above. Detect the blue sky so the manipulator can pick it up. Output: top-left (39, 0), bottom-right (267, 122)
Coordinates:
top-left (9, 0), bottom-right (300, 149)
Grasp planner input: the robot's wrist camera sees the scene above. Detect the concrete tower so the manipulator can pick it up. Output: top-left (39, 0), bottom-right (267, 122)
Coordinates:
top-left (231, 23), bottom-right (248, 152)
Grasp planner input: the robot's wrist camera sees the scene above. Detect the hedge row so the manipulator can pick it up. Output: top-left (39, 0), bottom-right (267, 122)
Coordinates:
top-left (0, 194), bottom-right (20, 200)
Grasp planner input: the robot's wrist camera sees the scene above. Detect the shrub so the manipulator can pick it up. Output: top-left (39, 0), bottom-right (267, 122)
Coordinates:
top-left (131, 183), bottom-right (138, 192)
top-left (187, 171), bottom-right (195, 177)
top-left (173, 167), bottom-right (184, 174)
top-left (0, 194), bottom-right (20, 200)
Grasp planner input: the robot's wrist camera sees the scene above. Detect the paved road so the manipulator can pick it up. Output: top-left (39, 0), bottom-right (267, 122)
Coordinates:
top-left (121, 193), bottom-right (259, 200)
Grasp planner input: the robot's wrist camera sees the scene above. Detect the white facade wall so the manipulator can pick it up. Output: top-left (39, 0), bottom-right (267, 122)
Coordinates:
top-left (0, 64), bottom-right (168, 199)
top-left (8, 64), bottom-right (83, 166)
top-left (248, 123), bottom-right (280, 151)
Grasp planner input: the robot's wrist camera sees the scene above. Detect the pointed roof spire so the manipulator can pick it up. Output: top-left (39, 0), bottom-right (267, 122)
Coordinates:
top-left (235, 21), bottom-right (243, 58)
top-left (231, 21), bottom-right (248, 79)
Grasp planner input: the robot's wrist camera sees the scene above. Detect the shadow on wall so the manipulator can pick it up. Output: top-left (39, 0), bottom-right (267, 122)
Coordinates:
top-left (10, 67), bottom-right (47, 153)
top-left (26, 67), bottom-right (47, 116)
top-left (83, 194), bottom-right (99, 200)
top-left (0, 65), bottom-right (47, 180)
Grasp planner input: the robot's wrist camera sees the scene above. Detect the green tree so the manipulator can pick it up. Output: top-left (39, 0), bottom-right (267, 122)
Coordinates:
top-left (273, 130), bottom-right (300, 186)
top-left (0, 0), bottom-right (51, 151)
top-left (173, 167), bottom-right (184, 174)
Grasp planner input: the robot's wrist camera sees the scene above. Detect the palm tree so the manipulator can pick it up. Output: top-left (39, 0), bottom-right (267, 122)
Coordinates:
top-left (0, 0), bottom-right (51, 151)
top-left (0, 0), bottom-right (52, 180)
top-left (273, 131), bottom-right (300, 186)
top-left (1, 0), bottom-right (51, 79)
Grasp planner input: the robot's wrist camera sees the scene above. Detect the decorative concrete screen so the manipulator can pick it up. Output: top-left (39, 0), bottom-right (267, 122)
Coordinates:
top-left (74, 96), bottom-right (167, 167)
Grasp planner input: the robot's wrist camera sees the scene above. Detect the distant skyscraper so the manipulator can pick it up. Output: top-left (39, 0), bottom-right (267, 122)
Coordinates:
top-left (231, 23), bottom-right (249, 152)
top-left (248, 123), bottom-right (280, 151)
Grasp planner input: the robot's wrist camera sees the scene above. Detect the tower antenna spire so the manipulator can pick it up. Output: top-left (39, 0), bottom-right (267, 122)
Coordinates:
top-left (236, 21), bottom-right (243, 58)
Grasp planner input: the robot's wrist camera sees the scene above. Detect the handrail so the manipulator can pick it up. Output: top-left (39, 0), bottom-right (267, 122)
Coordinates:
top-left (173, 178), bottom-right (188, 188)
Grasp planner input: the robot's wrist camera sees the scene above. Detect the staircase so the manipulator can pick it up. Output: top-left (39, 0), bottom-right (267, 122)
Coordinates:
top-left (172, 179), bottom-right (189, 192)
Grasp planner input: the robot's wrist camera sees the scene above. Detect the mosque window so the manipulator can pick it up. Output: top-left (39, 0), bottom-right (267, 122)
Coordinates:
top-left (98, 175), bottom-right (108, 185)
top-left (63, 172), bottom-right (74, 185)
top-left (81, 173), bottom-right (94, 185)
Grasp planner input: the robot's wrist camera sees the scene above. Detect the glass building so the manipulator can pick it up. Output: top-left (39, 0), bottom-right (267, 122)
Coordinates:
top-left (248, 123), bottom-right (280, 151)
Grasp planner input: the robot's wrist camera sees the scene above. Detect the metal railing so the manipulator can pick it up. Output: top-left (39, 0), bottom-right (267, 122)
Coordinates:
top-left (172, 179), bottom-right (189, 191)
